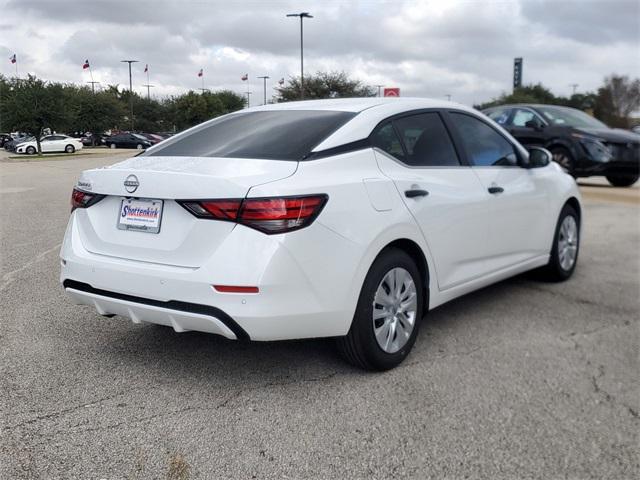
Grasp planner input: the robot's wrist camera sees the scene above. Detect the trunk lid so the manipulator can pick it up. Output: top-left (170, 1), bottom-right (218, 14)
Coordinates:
top-left (74, 156), bottom-right (297, 267)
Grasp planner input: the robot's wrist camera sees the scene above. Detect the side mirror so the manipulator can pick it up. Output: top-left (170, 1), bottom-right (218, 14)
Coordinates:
top-left (527, 146), bottom-right (552, 168)
top-left (525, 119), bottom-right (543, 131)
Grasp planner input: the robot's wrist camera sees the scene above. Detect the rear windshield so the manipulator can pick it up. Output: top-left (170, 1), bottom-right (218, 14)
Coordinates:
top-left (145, 110), bottom-right (356, 161)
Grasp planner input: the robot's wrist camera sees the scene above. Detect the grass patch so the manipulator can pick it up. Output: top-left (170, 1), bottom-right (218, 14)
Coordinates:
top-left (4, 153), bottom-right (92, 161)
top-left (3, 150), bottom-right (125, 161)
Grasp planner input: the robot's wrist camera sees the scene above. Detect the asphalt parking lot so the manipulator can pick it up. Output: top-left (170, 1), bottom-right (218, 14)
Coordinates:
top-left (1, 150), bottom-right (638, 479)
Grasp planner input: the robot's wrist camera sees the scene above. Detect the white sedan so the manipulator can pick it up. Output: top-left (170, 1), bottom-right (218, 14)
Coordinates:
top-left (16, 134), bottom-right (83, 154)
top-left (61, 98), bottom-right (581, 370)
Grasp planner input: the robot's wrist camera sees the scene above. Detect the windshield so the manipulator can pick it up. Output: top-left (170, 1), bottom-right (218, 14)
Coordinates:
top-left (132, 133), bottom-right (148, 140)
top-left (537, 106), bottom-right (608, 129)
top-left (145, 110), bottom-right (356, 161)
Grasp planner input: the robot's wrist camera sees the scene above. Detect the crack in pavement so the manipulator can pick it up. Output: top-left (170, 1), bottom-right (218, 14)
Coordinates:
top-left (2, 372), bottom-right (340, 435)
top-left (0, 243), bottom-right (61, 292)
top-left (591, 365), bottom-right (639, 420)
top-left (514, 282), bottom-right (637, 316)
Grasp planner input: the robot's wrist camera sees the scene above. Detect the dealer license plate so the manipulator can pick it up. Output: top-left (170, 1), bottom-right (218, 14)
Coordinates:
top-left (117, 198), bottom-right (163, 234)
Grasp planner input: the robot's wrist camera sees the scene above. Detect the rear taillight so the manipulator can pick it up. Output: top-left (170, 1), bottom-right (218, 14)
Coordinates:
top-left (70, 188), bottom-right (105, 212)
top-left (179, 194), bottom-right (328, 234)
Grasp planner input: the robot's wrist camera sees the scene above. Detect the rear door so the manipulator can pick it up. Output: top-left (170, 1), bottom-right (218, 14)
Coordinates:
top-left (446, 111), bottom-right (550, 272)
top-left (373, 111), bottom-right (490, 290)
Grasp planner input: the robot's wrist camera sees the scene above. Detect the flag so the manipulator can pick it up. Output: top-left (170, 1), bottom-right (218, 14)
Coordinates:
top-left (278, 77), bottom-right (285, 85)
top-left (9, 54), bottom-right (16, 64)
top-left (82, 59), bottom-right (90, 69)
top-left (144, 64), bottom-right (148, 73)
top-left (241, 74), bottom-right (248, 81)
top-left (197, 69), bottom-right (203, 77)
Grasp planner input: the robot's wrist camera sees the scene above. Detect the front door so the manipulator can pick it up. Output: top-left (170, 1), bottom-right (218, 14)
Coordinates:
top-left (446, 111), bottom-right (550, 272)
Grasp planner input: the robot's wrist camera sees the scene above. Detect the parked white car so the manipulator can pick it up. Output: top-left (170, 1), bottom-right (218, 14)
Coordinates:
top-left (16, 134), bottom-right (83, 154)
top-left (61, 98), bottom-right (581, 370)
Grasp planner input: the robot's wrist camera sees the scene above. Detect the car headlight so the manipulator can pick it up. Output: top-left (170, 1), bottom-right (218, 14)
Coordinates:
top-left (572, 133), bottom-right (612, 162)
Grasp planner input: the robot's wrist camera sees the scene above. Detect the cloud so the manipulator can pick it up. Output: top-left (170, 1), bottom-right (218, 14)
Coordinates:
top-left (1, 0), bottom-right (638, 105)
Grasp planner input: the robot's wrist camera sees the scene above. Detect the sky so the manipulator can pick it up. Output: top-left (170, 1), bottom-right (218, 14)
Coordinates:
top-left (0, 0), bottom-right (638, 106)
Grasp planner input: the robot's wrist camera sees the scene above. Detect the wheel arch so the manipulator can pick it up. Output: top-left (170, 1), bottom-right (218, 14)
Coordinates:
top-left (564, 196), bottom-right (582, 224)
top-left (375, 238), bottom-right (430, 311)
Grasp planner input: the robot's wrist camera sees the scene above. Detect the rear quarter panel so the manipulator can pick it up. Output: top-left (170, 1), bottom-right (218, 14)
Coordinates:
top-left (246, 149), bottom-right (434, 335)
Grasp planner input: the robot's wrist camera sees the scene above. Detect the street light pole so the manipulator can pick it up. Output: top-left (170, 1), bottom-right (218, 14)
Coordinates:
top-left (375, 85), bottom-right (384, 97)
top-left (287, 12), bottom-right (313, 100)
top-left (143, 84), bottom-right (154, 100)
top-left (121, 60), bottom-right (139, 130)
top-left (86, 81), bottom-right (100, 93)
top-left (257, 76), bottom-right (270, 105)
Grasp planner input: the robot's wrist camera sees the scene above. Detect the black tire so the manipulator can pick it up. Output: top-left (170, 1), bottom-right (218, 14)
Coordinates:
top-left (540, 204), bottom-right (580, 282)
top-left (26, 146), bottom-right (36, 155)
top-left (65, 144), bottom-right (75, 153)
top-left (336, 248), bottom-right (424, 370)
top-left (549, 146), bottom-right (575, 176)
top-left (606, 173), bottom-right (639, 187)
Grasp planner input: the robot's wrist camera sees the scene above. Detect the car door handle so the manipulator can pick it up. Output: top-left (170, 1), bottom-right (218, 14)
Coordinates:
top-left (488, 186), bottom-right (504, 194)
top-left (405, 189), bottom-right (429, 198)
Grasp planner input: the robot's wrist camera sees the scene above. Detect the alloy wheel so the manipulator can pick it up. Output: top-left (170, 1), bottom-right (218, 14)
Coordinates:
top-left (552, 151), bottom-right (572, 172)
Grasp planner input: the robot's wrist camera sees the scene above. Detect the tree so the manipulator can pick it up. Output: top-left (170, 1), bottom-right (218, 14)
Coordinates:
top-left (0, 75), bottom-right (69, 154)
top-left (164, 90), bottom-right (245, 131)
top-left (594, 75), bottom-right (640, 128)
top-left (475, 83), bottom-right (558, 110)
top-left (70, 88), bottom-right (126, 135)
top-left (277, 71), bottom-right (375, 101)
top-left (213, 89), bottom-right (246, 113)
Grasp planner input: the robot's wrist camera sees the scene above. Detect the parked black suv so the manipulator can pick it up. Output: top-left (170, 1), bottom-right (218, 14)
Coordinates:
top-left (482, 104), bottom-right (640, 187)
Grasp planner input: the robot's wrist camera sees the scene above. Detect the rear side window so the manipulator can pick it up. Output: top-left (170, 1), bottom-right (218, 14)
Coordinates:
top-left (371, 123), bottom-right (406, 162)
top-left (449, 113), bottom-right (518, 167)
top-left (375, 112), bottom-right (460, 167)
top-left (485, 107), bottom-right (511, 125)
top-left (146, 110), bottom-right (356, 161)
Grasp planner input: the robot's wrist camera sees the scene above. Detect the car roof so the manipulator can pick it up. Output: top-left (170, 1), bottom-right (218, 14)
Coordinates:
top-left (247, 97), bottom-right (461, 113)
top-left (246, 97), bottom-right (480, 151)
top-left (484, 103), bottom-right (579, 111)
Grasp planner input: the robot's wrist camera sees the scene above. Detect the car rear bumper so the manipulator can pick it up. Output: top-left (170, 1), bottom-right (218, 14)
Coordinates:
top-left (60, 212), bottom-right (361, 341)
top-left (64, 279), bottom-right (244, 339)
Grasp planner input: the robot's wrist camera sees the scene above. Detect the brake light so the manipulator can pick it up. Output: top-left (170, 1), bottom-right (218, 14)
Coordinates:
top-left (70, 188), bottom-right (105, 212)
top-left (178, 194), bottom-right (328, 234)
top-left (181, 199), bottom-right (242, 220)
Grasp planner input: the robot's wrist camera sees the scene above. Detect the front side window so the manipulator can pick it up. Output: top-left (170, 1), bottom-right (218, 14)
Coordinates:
top-left (450, 113), bottom-right (518, 167)
top-left (511, 109), bottom-right (543, 127)
top-left (146, 110), bottom-right (356, 161)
